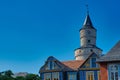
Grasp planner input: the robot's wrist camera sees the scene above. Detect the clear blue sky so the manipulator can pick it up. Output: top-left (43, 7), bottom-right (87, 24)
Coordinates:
top-left (0, 0), bottom-right (120, 74)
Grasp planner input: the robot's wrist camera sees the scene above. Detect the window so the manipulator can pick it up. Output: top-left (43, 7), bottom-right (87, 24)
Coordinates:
top-left (84, 60), bottom-right (90, 68)
top-left (46, 61), bottom-right (59, 70)
top-left (44, 73), bottom-right (51, 80)
top-left (68, 72), bottom-right (77, 80)
top-left (97, 71), bottom-right (100, 80)
top-left (90, 49), bottom-right (93, 52)
top-left (52, 72), bottom-right (59, 80)
top-left (88, 40), bottom-right (91, 43)
top-left (52, 61), bottom-right (55, 69)
top-left (108, 64), bottom-right (119, 80)
top-left (91, 58), bottom-right (96, 68)
top-left (86, 71), bottom-right (94, 80)
top-left (44, 72), bottom-right (59, 80)
top-left (51, 61), bottom-right (59, 70)
top-left (46, 61), bottom-right (51, 70)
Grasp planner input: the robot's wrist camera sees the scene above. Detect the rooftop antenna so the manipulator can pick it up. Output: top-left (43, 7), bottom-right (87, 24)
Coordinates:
top-left (86, 4), bottom-right (89, 15)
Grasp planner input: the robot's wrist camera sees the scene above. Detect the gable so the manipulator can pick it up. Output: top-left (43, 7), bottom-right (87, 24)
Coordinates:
top-left (40, 56), bottom-right (73, 72)
top-left (80, 53), bottom-right (99, 69)
top-left (40, 56), bottom-right (62, 72)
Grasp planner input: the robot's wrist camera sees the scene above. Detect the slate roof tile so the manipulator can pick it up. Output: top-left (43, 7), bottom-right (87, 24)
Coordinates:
top-left (97, 40), bottom-right (120, 62)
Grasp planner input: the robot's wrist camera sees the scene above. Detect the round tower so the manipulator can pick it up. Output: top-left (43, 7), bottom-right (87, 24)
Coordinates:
top-left (74, 14), bottom-right (102, 60)
top-left (80, 14), bottom-right (96, 47)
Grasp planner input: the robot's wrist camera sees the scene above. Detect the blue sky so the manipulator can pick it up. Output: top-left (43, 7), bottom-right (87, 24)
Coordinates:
top-left (0, 0), bottom-right (120, 74)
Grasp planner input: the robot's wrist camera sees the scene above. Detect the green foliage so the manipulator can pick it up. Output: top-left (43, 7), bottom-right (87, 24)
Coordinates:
top-left (0, 75), bottom-right (14, 80)
top-left (15, 76), bottom-right (25, 80)
top-left (5, 70), bottom-right (14, 77)
top-left (0, 70), bottom-right (14, 80)
top-left (25, 74), bottom-right (40, 80)
top-left (0, 70), bottom-right (41, 80)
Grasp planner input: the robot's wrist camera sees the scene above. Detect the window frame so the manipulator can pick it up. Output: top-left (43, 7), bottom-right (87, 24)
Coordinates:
top-left (97, 71), bottom-right (100, 80)
top-left (108, 64), bottom-right (120, 80)
top-left (67, 72), bottom-right (77, 80)
top-left (52, 72), bottom-right (59, 80)
top-left (90, 57), bottom-right (97, 68)
top-left (44, 73), bottom-right (51, 80)
top-left (86, 71), bottom-right (94, 80)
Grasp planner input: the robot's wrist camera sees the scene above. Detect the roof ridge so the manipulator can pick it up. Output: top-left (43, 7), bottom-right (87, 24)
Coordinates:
top-left (62, 60), bottom-right (83, 62)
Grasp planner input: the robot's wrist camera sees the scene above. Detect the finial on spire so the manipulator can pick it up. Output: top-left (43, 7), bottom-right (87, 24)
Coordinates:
top-left (86, 4), bottom-right (89, 14)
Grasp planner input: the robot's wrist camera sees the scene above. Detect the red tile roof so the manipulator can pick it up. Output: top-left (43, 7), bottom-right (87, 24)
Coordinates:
top-left (62, 60), bottom-right (85, 70)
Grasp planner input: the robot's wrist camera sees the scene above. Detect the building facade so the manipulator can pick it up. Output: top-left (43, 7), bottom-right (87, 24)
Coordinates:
top-left (97, 41), bottom-right (120, 80)
top-left (39, 12), bottom-right (103, 80)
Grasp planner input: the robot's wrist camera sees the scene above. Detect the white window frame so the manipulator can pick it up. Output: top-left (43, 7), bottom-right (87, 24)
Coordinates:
top-left (86, 71), bottom-right (94, 80)
top-left (108, 64), bottom-right (120, 80)
top-left (97, 71), bottom-right (100, 80)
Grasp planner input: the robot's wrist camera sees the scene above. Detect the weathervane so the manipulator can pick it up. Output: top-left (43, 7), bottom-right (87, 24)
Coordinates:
top-left (86, 4), bottom-right (89, 14)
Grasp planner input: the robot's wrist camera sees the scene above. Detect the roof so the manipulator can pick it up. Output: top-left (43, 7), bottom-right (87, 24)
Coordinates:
top-left (40, 52), bottom-right (97, 72)
top-left (80, 14), bottom-right (96, 31)
top-left (62, 60), bottom-right (85, 70)
top-left (74, 46), bottom-right (102, 51)
top-left (97, 40), bottom-right (120, 62)
top-left (40, 56), bottom-right (75, 72)
top-left (62, 52), bottom-right (98, 70)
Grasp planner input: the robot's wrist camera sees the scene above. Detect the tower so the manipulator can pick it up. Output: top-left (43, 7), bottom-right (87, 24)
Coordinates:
top-left (74, 13), bottom-right (102, 60)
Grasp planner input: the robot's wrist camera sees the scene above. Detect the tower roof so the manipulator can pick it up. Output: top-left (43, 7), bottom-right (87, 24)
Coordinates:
top-left (80, 14), bottom-right (96, 30)
top-left (83, 14), bottom-right (93, 26)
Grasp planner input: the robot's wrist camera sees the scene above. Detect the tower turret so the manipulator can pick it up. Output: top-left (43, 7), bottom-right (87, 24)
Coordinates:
top-left (74, 13), bottom-right (102, 60)
top-left (80, 14), bottom-right (96, 47)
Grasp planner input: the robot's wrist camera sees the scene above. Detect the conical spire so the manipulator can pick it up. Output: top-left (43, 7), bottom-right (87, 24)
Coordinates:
top-left (82, 14), bottom-right (95, 29)
top-left (82, 5), bottom-right (95, 29)
top-left (79, 14), bottom-right (96, 31)
top-left (83, 14), bottom-right (93, 26)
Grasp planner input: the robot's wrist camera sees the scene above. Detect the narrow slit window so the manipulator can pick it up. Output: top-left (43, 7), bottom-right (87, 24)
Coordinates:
top-left (88, 40), bottom-right (91, 43)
